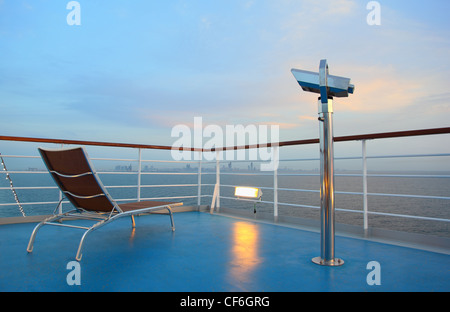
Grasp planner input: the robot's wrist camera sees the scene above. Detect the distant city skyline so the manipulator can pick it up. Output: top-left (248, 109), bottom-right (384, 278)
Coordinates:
top-left (1, 1), bottom-right (449, 171)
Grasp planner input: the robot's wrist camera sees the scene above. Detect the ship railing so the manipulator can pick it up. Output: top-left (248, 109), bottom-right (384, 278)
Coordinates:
top-left (0, 127), bottom-right (449, 238)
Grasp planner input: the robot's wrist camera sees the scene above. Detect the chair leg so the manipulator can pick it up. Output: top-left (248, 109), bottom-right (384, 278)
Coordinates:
top-left (27, 222), bottom-right (44, 253)
top-left (167, 206), bottom-right (175, 231)
top-left (131, 215), bottom-right (136, 228)
top-left (27, 215), bottom-right (60, 253)
top-left (75, 218), bottom-right (109, 261)
top-left (76, 229), bottom-right (91, 261)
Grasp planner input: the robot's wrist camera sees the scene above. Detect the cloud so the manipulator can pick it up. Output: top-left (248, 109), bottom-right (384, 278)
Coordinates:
top-left (340, 66), bottom-right (421, 112)
top-left (334, 57), bottom-right (450, 117)
top-left (299, 115), bottom-right (317, 121)
top-left (308, 0), bottom-right (356, 16)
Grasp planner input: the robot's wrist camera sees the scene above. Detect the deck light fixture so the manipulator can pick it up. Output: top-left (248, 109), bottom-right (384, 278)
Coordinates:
top-left (291, 59), bottom-right (354, 266)
top-left (234, 186), bottom-right (262, 199)
top-left (235, 186), bottom-right (262, 214)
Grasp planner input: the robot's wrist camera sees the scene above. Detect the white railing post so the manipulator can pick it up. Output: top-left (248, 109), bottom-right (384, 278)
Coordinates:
top-left (58, 143), bottom-right (64, 214)
top-left (216, 151), bottom-right (220, 209)
top-left (362, 140), bottom-right (368, 233)
top-left (137, 148), bottom-right (142, 202)
top-left (210, 151), bottom-right (221, 213)
top-left (197, 151), bottom-right (202, 207)
top-left (58, 191), bottom-right (63, 215)
top-left (273, 146), bottom-right (279, 221)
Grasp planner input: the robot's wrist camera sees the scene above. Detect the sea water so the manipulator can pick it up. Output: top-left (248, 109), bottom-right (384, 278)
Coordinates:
top-left (1, 170), bottom-right (449, 238)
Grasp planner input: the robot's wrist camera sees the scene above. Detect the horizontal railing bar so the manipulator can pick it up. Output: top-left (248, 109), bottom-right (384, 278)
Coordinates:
top-left (91, 157), bottom-right (138, 162)
top-left (0, 154), bottom-right (199, 164)
top-left (220, 184), bottom-right (275, 191)
top-left (0, 135), bottom-right (201, 151)
top-left (104, 185), bottom-right (137, 189)
top-left (140, 172), bottom-right (198, 175)
top-left (2, 153), bottom-right (448, 162)
top-left (366, 192), bottom-right (450, 200)
top-left (217, 184), bottom-right (450, 200)
top-left (208, 127), bottom-right (450, 151)
top-left (216, 195), bottom-right (319, 210)
top-left (141, 159), bottom-right (200, 164)
top-left (333, 127), bottom-right (450, 143)
top-left (0, 186), bottom-right (58, 190)
top-left (96, 171), bottom-right (139, 175)
top-left (0, 181), bottom-right (447, 200)
top-left (107, 184), bottom-right (199, 188)
top-left (0, 155), bottom-right (40, 159)
top-left (202, 159), bottom-right (275, 164)
top-left (0, 184), bottom-right (197, 191)
top-left (0, 171), bottom-right (48, 174)
top-left (367, 174), bottom-right (450, 178)
top-left (94, 158), bottom-right (199, 164)
top-left (277, 187), bottom-right (320, 193)
top-left (2, 171), bottom-right (448, 178)
top-left (140, 195), bottom-right (198, 200)
top-left (98, 171), bottom-right (200, 175)
top-left (276, 201), bottom-right (320, 209)
top-left (0, 190), bottom-right (442, 210)
top-left (165, 153), bottom-right (449, 164)
top-left (0, 201), bottom-right (65, 206)
top-left (140, 184), bottom-right (198, 188)
top-left (2, 127), bottom-right (449, 152)
top-left (3, 170), bottom-right (445, 178)
top-left (365, 153), bottom-right (450, 159)
top-left (278, 158), bottom-right (320, 162)
top-left (219, 172), bottom-right (273, 176)
top-left (0, 170), bottom-right (202, 176)
top-left (279, 153), bottom-right (450, 162)
top-left (275, 173), bottom-right (450, 178)
top-left (219, 196), bottom-right (450, 222)
top-left (278, 173), bottom-right (320, 176)
top-left (365, 211), bottom-right (450, 223)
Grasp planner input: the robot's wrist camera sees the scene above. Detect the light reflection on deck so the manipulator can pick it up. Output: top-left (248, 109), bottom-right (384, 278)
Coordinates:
top-left (230, 222), bottom-right (261, 286)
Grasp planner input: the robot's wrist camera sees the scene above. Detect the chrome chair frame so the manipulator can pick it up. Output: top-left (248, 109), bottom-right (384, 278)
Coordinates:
top-left (26, 147), bottom-right (181, 261)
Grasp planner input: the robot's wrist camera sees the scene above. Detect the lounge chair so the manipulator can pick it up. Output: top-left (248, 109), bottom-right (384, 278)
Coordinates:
top-left (27, 147), bottom-right (182, 261)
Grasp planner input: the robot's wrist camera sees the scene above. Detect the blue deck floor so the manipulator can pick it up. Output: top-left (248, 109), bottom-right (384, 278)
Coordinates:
top-left (0, 211), bottom-right (448, 292)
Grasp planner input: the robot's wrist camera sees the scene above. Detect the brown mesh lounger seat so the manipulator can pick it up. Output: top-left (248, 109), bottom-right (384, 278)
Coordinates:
top-left (27, 147), bottom-right (182, 261)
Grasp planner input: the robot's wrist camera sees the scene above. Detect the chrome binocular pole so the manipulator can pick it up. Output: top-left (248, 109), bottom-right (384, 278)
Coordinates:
top-left (291, 60), bottom-right (354, 266)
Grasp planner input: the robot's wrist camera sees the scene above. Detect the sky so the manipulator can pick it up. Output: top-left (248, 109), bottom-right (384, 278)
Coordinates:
top-left (0, 0), bottom-right (450, 167)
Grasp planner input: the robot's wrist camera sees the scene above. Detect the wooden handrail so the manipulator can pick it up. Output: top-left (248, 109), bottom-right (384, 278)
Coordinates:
top-left (0, 135), bottom-right (200, 152)
top-left (1, 127), bottom-right (449, 152)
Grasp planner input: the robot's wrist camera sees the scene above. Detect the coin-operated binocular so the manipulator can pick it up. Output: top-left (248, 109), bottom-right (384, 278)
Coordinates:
top-left (291, 60), bottom-right (354, 266)
top-left (291, 59), bottom-right (354, 113)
